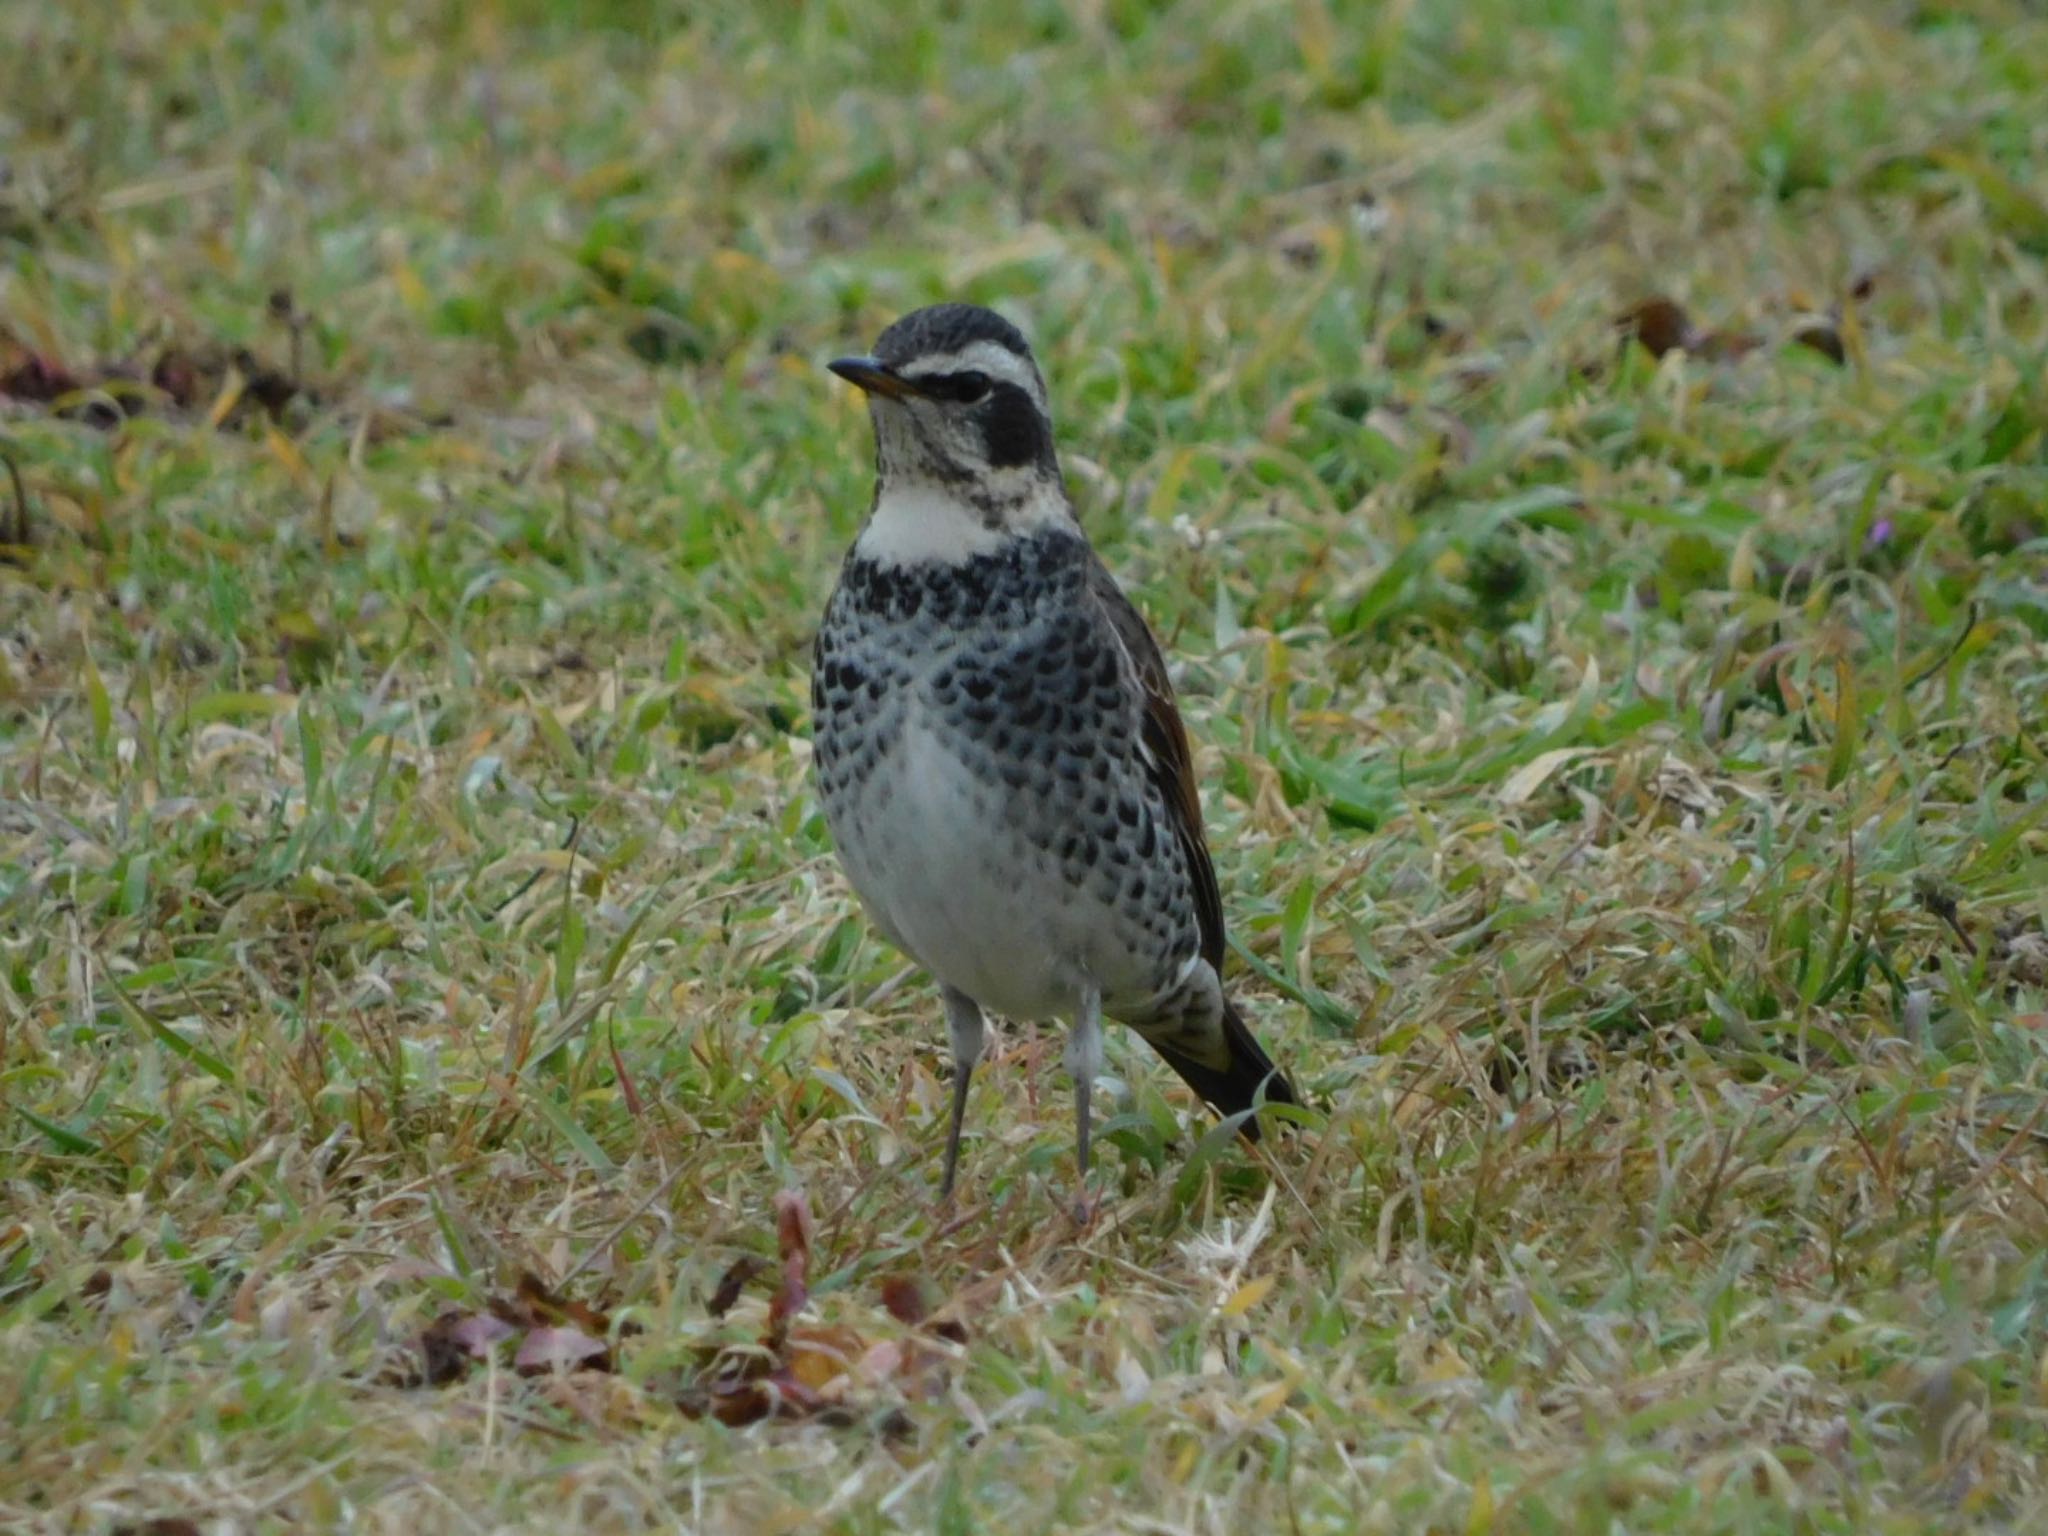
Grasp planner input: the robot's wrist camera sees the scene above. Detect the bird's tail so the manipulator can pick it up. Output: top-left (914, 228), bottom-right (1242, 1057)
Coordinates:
top-left (1148, 997), bottom-right (1297, 1142)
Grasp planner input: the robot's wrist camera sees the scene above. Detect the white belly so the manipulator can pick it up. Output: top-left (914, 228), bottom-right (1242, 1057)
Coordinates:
top-left (831, 719), bottom-right (1083, 1020)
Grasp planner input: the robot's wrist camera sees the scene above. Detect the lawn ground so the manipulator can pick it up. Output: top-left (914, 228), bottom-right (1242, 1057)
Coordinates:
top-left (3, 0), bottom-right (2048, 1530)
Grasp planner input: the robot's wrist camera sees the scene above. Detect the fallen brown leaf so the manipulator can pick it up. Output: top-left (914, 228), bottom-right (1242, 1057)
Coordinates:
top-left (1619, 296), bottom-right (1696, 358)
top-left (411, 1308), bottom-right (516, 1386)
top-left (0, 338), bottom-right (82, 403)
top-left (674, 1199), bottom-right (967, 1431)
top-left (878, 1274), bottom-right (929, 1327)
top-left (768, 1189), bottom-right (813, 1336)
top-left (1619, 296), bottom-right (1761, 362)
top-left (149, 348), bottom-right (205, 409)
top-left (515, 1324), bottom-right (612, 1375)
top-left (510, 1268), bottom-right (616, 1338)
top-left (1, 327), bottom-right (305, 429)
top-left (401, 1271), bottom-right (627, 1386)
top-left (707, 1254), bottom-right (769, 1318)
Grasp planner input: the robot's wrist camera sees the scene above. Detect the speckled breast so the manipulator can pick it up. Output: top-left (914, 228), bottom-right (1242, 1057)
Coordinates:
top-left (810, 529), bottom-right (1202, 1020)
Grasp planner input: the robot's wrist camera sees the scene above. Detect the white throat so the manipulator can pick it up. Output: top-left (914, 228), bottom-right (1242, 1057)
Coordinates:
top-left (855, 479), bottom-right (1073, 567)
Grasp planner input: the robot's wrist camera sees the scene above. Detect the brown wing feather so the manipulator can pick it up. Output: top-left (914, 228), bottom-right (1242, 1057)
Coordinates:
top-left (1084, 554), bottom-right (1299, 1132)
top-left (1083, 555), bottom-right (1227, 970)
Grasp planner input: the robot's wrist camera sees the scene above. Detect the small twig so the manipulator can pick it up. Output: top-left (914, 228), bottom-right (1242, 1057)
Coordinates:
top-left (487, 815), bottom-right (582, 920)
top-left (1930, 736), bottom-right (1980, 773)
top-left (1906, 601), bottom-right (1979, 692)
top-left (1824, 1079), bottom-right (1890, 1190)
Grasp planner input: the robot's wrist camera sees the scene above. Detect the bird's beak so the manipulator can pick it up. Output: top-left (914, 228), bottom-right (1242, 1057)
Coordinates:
top-left (828, 355), bottom-right (921, 400)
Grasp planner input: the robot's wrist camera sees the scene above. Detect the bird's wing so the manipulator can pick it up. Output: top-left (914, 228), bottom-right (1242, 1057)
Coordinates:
top-left (1083, 554), bottom-right (1227, 971)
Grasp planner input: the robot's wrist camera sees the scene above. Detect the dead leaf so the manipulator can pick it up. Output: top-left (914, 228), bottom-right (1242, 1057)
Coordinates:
top-left (769, 1189), bottom-right (813, 1335)
top-left (707, 1254), bottom-right (768, 1318)
top-left (1618, 296), bottom-right (1760, 363)
top-left (878, 1274), bottom-right (930, 1327)
top-left (149, 348), bottom-right (204, 409)
top-left (400, 1272), bottom-right (625, 1386)
top-left (2, 323), bottom-right (305, 431)
top-left (1620, 296), bottom-right (1696, 358)
top-left (0, 337), bottom-right (82, 403)
top-left (412, 1309), bottom-right (514, 1386)
top-left (511, 1269), bottom-right (616, 1337)
top-left (783, 1323), bottom-right (866, 1395)
top-left (449, 1311), bottom-right (518, 1354)
top-left (675, 1200), bottom-right (966, 1430)
top-left (515, 1324), bottom-right (612, 1375)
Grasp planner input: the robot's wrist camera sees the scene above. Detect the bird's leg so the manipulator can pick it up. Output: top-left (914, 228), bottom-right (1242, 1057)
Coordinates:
top-left (939, 987), bottom-right (987, 1203)
top-left (1064, 987), bottom-right (1104, 1225)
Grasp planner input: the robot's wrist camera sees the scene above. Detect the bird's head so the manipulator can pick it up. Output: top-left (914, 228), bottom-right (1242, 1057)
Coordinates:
top-left (830, 304), bottom-right (1062, 527)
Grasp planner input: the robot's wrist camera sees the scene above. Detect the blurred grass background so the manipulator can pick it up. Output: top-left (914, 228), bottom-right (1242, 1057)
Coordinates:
top-left (3, 0), bottom-right (2046, 1529)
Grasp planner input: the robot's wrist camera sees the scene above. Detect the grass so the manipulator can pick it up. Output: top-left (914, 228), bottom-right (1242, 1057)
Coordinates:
top-left (3, 0), bottom-right (2046, 1528)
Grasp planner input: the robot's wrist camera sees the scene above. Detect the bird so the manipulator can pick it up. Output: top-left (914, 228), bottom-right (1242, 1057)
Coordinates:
top-left (810, 302), bottom-right (1298, 1218)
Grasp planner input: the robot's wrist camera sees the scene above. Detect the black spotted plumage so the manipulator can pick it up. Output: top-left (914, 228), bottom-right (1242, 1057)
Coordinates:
top-left (816, 529), bottom-right (1196, 995)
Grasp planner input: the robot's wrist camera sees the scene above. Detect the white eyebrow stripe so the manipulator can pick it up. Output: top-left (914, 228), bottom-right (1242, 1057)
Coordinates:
top-left (899, 339), bottom-right (1046, 407)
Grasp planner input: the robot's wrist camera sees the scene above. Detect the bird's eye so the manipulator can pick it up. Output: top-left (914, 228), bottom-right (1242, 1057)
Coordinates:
top-left (925, 370), bottom-right (992, 403)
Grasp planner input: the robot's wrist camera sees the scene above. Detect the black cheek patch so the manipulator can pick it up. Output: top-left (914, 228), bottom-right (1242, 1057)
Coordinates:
top-left (976, 384), bottom-right (1052, 469)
